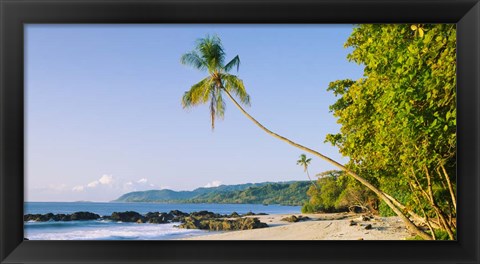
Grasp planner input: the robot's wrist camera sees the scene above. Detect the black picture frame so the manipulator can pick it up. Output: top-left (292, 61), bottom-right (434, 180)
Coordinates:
top-left (1, 0), bottom-right (479, 263)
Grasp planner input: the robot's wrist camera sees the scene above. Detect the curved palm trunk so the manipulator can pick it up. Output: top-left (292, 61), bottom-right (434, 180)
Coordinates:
top-left (305, 169), bottom-right (319, 191)
top-left (223, 89), bottom-right (432, 240)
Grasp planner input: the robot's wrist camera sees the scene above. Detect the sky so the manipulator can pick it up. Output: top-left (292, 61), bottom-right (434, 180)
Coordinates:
top-left (25, 24), bottom-right (364, 202)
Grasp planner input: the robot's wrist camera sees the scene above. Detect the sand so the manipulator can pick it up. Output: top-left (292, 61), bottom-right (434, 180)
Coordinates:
top-left (179, 213), bottom-right (412, 240)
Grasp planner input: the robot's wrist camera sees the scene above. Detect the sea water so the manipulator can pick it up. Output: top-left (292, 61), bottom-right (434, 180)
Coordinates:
top-left (24, 202), bottom-right (301, 240)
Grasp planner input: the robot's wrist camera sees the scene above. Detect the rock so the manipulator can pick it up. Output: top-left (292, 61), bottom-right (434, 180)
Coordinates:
top-left (110, 211), bottom-right (145, 223)
top-left (282, 215), bottom-right (299, 222)
top-left (145, 212), bottom-right (174, 224)
top-left (169, 210), bottom-right (189, 217)
top-left (350, 206), bottom-right (365, 213)
top-left (281, 215), bottom-right (310, 222)
top-left (54, 214), bottom-right (71, 221)
top-left (190, 210), bottom-right (221, 219)
top-left (169, 210), bottom-right (189, 222)
top-left (178, 217), bottom-right (201, 229)
top-left (228, 212), bottom-right (241, 218)
top-left (24, 214), bottom-right (41, 222)
top-left (349, 220), bottom-right (357, 226)
top-left (179, 217), bottom-right (268, 231)
top-left (70, 212), bottom-right (100, 221)
top-left (365, 224), bottom-right (372, 230)
top-left (23, 212), bottom-right (99, 222)
top-left (358, 215), bottom-right (371, 221)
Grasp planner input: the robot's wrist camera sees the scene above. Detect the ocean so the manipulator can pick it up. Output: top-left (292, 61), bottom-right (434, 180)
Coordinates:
top-left (24, 202), bottom-right (301, 240)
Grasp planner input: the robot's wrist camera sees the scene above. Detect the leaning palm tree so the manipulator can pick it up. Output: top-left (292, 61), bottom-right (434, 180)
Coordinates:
top-left (180, 35), bottom-right (431, 240)
top-left (180, 35), bottom-right (248, 130)
top-left (296, 154), bottom-right (318, 190)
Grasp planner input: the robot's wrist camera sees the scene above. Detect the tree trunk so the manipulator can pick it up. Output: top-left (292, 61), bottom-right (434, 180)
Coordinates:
top-left (223, 88), bottom-right (432, 240)
top-left (425, 167), bottom-right (455, 240)
top-left (440, 164), bottom-right (456, 211)
top-left (305, 169), bottom-right (319, 190)
top-left (382, 192), bottom-right (441, 229)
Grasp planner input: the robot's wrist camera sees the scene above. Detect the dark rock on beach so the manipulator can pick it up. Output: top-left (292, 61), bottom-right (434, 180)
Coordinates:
top-left (281, 215), bottom-right (310, 223)
top-left (179, 216), bottom-right (268, 231)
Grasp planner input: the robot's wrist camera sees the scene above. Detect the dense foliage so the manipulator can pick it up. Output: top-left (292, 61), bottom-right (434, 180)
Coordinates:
top-left (325, 24), bottom-right (456, 239)
top-left (114, 182), bottom-right (273, 202)
top-left (301, 171), bottom-right (377, 213)
top-left (114, 181), bottom-right (310, 206)
top-left (190, 182), bottom-right (310, 206)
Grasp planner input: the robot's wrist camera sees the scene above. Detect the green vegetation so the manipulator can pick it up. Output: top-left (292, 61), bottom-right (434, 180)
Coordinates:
top-left (296, 154), bottom-right (318, 190)
top-left (113, 181), bottom-right (310, 205)
top-left (180, 33), bottom-right (428, 238)
top-left (301, 171), bottom-right (377, 214)
top-left (325, 24), bottom-right (456, 240)
top-left (180, 26), bottom-right (456, 240)
top-left (188, 182), bottom-right (310, 206)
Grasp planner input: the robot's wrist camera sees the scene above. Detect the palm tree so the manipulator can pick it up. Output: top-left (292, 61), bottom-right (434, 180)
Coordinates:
top-left (180, 35), bottom-right (248, 130)
top-left (180, 35), bottom-right (431, 240)
top-left (296, 154), bottom-right (318, 190)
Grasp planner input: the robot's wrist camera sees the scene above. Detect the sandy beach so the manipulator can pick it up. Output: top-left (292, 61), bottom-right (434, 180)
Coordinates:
top-left (179, 213), bottom-right (412, 240)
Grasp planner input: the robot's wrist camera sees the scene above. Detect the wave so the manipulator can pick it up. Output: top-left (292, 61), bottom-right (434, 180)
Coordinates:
top-left (25, 221), bottom-right (208, 240)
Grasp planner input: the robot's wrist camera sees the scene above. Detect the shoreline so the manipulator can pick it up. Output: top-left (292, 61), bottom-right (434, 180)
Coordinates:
top-left (179, 213), bottom-right (412, 240)
top-left (24, 209), bottom-right (413, 240)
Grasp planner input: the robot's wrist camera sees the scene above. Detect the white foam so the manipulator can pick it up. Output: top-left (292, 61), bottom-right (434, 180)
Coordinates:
top-left (25, 222), bottom-right (207, 240)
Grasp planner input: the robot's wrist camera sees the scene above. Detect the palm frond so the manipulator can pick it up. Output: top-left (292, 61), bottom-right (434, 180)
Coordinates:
top-left (180, 51), bottom-right (207, 71)
top-left (222, 74), bottom-right (250, 106)
top-left (196, 35), bottom-right (225, 72)
top-left (182, 77), bottom-right (213, 108)
top-left (297, 154), bottom-right (311, 167)
top-left (224, 55), bottom-right (240, 72)
top-left (215, 91), bottom-right (226, 119)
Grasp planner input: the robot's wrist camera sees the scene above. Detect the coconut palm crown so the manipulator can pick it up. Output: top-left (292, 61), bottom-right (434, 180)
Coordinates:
top-left (180, 35), bottom-right (250, 130)
top-left (297, 154), bottom-right (318, 190)
top-left (296, 154), bottom-right (312, 172)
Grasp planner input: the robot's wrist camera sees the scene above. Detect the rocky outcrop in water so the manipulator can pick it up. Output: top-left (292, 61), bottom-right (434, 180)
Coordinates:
top-left (108, 211), bottom-right (145, 223)
top-left (24, 211), bottom-right (100, 222)
top-left (24, 210), bottom-right (269, 231)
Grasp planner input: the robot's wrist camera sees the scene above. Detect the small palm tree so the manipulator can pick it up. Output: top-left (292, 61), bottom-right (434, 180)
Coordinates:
top-left (180, 35), bottom-right (431, 239)
top-left (296, 154), bottom-right (318, 190)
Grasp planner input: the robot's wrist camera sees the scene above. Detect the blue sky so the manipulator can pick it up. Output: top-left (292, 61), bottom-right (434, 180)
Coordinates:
top-left (25, 24), bottom-right (364, 202)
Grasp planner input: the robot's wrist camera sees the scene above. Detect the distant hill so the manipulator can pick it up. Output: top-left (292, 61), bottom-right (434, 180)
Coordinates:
top-left (113, 181), bottom-right (311, 206)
